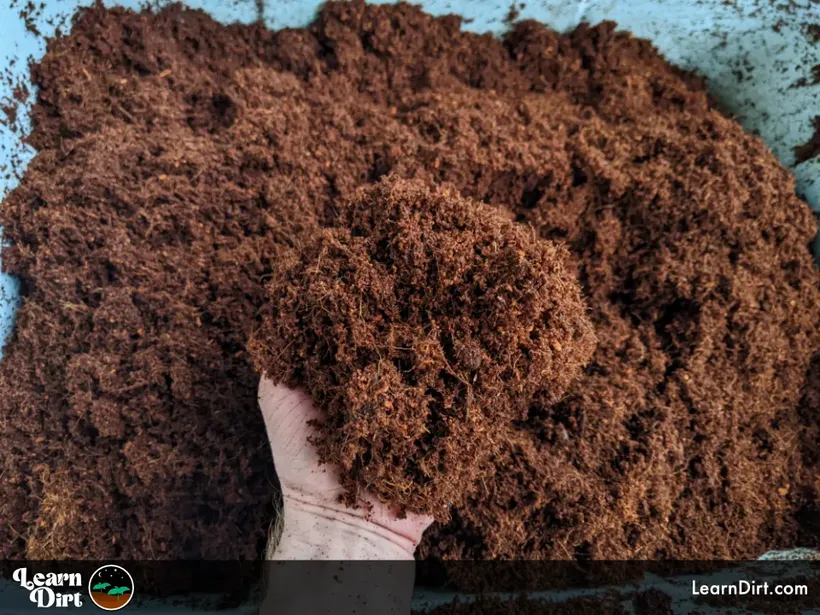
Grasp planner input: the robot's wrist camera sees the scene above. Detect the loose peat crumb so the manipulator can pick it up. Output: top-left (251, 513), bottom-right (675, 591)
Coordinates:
top-left (249, 178), bottom-right (596, 517)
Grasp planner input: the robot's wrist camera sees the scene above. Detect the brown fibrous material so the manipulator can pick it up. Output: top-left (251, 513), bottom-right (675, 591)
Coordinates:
top-left (0, 0), bottom-right (818, 561)
top-left (249, 177), bottom-right (596, 517)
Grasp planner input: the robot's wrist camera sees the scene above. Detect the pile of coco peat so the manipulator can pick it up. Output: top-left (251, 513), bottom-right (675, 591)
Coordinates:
top-left (0, 0), bottom-right (818, 560)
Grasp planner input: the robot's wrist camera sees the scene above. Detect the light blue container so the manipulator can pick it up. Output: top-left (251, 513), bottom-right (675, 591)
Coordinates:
top-left (1, 1), bottom-right (819, 611)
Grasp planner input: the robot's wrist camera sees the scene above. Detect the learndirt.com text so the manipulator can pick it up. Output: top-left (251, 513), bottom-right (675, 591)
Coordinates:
top-left (692, 579), bottom-right (809, 597)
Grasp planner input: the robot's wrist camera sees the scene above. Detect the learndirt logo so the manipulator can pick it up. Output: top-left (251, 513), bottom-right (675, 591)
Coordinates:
top-left (88, 565), bottom-right (134, 611)
top-left (12, 568), bottom-right (83, 608)
top-left (11, 565), bottom-right (134, 610)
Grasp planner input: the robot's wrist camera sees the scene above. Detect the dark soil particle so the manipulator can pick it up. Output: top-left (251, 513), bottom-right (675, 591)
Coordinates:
top-left (19, 0), bottom-right (44, 36)
top-left (794, 115), bottom-right (820, 164)
top-left (505, 3), bottom-right (522, 25)
top-left (1, 0), bottom-right (819, 560)
top-left (12, 85), bottom-right (28, 103)
top-left (0, 103), bottom-right (17, 126)
top-left (791, 63), bottom-right (820, 88)
top-left (249, 177), bottom-right (596, 517)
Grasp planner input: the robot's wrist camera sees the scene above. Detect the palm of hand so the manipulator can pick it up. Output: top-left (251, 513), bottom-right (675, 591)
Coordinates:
top-left (258, 378), bottom-right (432, 547)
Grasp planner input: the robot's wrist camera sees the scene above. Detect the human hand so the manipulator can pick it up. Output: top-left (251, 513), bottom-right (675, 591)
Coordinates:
top-left (259, 377), bottom-right (434, 560)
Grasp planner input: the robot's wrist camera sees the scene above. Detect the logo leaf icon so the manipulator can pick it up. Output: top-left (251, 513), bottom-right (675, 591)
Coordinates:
top-left (92, 582), bottom-right (111, 591)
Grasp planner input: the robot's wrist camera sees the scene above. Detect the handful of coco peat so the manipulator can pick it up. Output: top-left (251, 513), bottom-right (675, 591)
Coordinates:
top-left (249, 177), bottom-right (596, 518)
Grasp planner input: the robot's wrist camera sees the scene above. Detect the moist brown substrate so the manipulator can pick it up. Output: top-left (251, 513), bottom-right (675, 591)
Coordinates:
top-left (0, 0), bottom-right (818, 560)
top-left (249, 177), bottom-right (596, 517)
